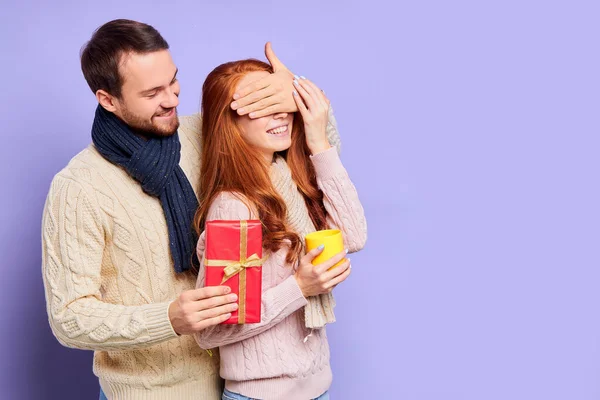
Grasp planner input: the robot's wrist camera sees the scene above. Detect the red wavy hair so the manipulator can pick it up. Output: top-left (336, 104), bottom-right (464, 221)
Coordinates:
top-left (194, 59), bottom-right (328, 264)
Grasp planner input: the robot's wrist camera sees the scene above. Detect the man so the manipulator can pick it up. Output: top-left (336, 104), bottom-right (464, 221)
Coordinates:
top-left (41, 19), bottom-right (344, 399)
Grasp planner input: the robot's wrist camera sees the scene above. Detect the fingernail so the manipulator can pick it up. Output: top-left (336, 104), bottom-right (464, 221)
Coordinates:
top-left (231, 101), bottom-right (238, 109)
top-left (293, 79), bottom-right (299, 86)
top-left (294, 74), bottom-right (300, 80)
top-left (318, 244), bottom-right (325, 250)
top-left (224, 287), bottom-right (231, 294)
top-left (233, 93), bottom-right (240, 100)
top-left (238, 108), bottom-right (245, 114)
top-left (232, 303), bottom-right (239, 310)
top-left (249, 112), bottom-right (256, 118)
top-left (345, 248), bottom-right (349, 254)
top-left (300, 76), bottom-right (307, 80)
top-left (293, 90), bottom-right (298, 96)
top-left (229, 294), bottom-right (238, 301)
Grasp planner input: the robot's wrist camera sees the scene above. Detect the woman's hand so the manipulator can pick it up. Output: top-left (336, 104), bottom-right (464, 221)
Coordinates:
top-left (292, 77), bottom-right (332, 155)
top-left (294, 247), bottom-right (351, 298)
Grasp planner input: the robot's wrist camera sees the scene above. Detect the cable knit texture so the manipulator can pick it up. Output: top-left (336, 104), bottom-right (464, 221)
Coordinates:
top-left (41, 109), bottom-right (344, 400)
top-left (41, 115), bottom-right (222, 400)
top-left (193, 148), bottom-right (367, 400)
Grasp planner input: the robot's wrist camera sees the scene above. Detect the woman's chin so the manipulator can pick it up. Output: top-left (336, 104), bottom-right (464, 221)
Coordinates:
top-left (276, 144), bottom-right (292, 153)
top-left (270, 140), bottom-right (292, 153)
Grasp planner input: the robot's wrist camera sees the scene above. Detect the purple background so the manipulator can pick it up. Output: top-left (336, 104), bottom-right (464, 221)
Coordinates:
top-left (1, 0), bottom-right (600, 399)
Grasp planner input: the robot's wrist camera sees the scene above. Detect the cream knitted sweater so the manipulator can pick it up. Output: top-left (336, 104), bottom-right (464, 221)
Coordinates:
top-left (41, 111), bottom-right (342, 400)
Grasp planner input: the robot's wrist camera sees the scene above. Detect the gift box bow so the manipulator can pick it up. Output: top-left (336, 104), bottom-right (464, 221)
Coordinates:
top-left (206, 252), bottom-right (264, 284)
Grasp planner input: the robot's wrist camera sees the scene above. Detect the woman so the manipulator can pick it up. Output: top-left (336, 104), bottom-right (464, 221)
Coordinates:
top-left (193, 59), bottom-right (367, 400)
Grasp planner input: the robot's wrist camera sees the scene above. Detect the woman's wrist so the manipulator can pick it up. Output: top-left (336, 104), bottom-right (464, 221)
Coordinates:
top-left (293, 273), bottom-right (308, 298)
top-left (308, 139), bottom-right (331, 155)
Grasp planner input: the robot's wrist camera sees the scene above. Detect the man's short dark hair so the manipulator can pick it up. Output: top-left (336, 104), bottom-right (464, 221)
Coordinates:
top-left (80, 19), bottom-right (169, 98)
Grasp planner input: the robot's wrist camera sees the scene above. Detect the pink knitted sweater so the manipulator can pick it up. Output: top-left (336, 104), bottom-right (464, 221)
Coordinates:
top-left (194, 148), bottom-right (367, 400)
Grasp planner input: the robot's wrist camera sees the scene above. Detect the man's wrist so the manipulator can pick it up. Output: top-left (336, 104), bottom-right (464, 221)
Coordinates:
top-left (168, 299), bottom-right (182, 336)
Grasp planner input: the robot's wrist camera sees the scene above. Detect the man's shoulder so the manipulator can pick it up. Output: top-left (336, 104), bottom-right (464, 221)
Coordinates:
top-left (178, 113), bottom-right (202, 152)
top-left (51, 144), bottom-right (115, 191)
top-left (178, 113), bottom-right (202, 140)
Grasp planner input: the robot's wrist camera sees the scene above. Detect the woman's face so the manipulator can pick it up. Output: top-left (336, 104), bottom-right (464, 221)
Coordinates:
top-left (235, 71), bottom-right (294, 163)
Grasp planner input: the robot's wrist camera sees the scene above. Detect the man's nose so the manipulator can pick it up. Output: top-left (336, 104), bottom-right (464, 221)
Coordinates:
top-left (162, 88), bottom-right (179, 109)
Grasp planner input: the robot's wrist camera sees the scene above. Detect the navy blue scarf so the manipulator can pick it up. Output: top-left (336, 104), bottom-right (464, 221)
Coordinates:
top-left (91, 105), bottom-right (198, 273)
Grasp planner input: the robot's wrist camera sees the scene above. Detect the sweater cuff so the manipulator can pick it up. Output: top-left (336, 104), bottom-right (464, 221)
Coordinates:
top-left (310, 147), bottom-right (346, 180)
top-left (271, 276), bottom-right (308, 311)
top-left (144, 302), bottom-right (179, 342)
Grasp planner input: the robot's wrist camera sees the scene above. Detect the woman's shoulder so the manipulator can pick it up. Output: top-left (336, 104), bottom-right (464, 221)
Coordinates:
top-left (206, 191), bottom-right (258, 220)
top-left (211, 191), bottom-right (250, 207)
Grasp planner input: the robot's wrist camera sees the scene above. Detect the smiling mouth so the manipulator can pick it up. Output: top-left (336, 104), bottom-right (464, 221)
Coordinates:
top-left (155, 108), bottom-right (175, 118)
top-left (266, 125), bottom-right (289, 135)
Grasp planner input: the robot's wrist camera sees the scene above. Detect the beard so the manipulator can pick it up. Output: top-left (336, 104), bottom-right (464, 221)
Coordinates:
top-left (120, 106), bottom-right (180, 139)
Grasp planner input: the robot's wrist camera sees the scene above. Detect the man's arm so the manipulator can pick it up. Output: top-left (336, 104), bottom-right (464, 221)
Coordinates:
top-left (41, 175), bottom-right (234, 350)
top-left (41, 175), bottom-right (178, 350)
top-left (229, 42), bottom-right (296, 118)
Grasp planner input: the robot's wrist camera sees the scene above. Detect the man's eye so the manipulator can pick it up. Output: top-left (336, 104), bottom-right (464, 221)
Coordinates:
top-left (146, 92), bottom-right (157, 98)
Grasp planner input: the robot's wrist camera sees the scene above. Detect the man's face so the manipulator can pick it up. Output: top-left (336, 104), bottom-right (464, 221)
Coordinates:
top-left (113, 49), bottom-right (180, 137)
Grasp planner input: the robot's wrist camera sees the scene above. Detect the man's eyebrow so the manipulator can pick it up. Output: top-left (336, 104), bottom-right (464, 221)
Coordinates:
top-left (140, 69), bottom-right (179, 95)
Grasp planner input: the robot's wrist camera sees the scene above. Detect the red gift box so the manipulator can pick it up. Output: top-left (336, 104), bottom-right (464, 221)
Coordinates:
top-left (204, 220), bottom-right (263, 324)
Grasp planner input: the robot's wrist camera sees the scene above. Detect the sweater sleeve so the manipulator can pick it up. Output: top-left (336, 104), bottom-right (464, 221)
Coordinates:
top-left (193, 192), bottom-right (308, 350)
top-left (41, 175), bottom-right (178, 351)
top-left (326, 106), bottom-right (342, 154)
top-left (310, 147), bottom-right (368, 253)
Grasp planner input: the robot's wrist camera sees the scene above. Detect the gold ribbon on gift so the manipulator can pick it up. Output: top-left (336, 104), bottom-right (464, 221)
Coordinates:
top-left (204, 220), bottom-right (265, 324)
top-left (218, 253), bottom-right (263, 284)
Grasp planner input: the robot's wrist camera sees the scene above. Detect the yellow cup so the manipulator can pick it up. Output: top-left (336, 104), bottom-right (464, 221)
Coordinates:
top-left (305, 229), bottom-right (345, 269)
